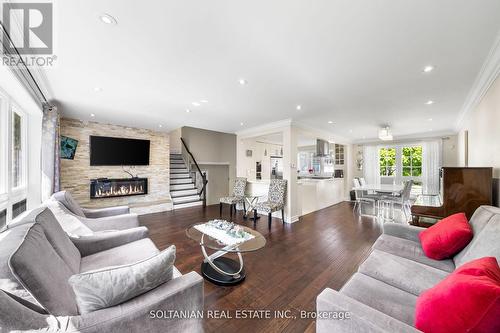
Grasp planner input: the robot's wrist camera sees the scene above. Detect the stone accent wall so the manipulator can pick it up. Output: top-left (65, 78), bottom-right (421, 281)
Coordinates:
top-left (60, 118), bottom-right (171, 214)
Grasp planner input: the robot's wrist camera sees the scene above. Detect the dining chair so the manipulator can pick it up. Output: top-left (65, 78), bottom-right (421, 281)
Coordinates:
top-left (359, 177), bottom-right (367, 187)
top-left (352, 179), bottom-right (377, 214)
top-left (219, 177), bottom-right (247, 219)
top-left (253, 179), bottom-right (287, 229)
top-left (383, 180), bottom-right (413, 221)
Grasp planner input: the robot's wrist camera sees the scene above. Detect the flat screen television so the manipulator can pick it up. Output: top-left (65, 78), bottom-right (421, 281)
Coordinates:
top-left (90, 136), bottom-right (150, 166)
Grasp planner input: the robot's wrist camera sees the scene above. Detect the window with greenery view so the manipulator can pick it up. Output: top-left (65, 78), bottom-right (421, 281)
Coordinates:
top-left (379, 148), bottom-right (396, 176)
top-left (402, 146), bottom-right (422, 177)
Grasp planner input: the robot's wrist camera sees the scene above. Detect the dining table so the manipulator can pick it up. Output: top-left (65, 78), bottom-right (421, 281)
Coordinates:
top-left (354, 184), bottom-right (404, 195)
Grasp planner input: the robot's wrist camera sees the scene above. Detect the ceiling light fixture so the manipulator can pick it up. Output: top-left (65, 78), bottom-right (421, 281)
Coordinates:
top-left (192, 102), bottom-right (201, 106)
top-left (200, 100), bottom-right (208, 103)
top-left (99, 13), bottom-right (117, 25)
top-left (240, 122), bottom-right (244, 126)
top-left (428, 118), bottom-right (433, 121)
top-left (94, 87), bottom-right (103, 92)
top-left (90, 113), bottom-right (95, 117)
top-left (328, 121), bottom-right (333, 124)
top-left (425, 100), bottom-right (434, 105)
top-left (378, 126), bottom-right (393, 141)
top-left (423, 65), bottom-right (434, 73)
top-left (185, 109), bottom-right (191, 113)
top-left (158, 124), bottom-right (163, 128)
top-left (238, 79), bottom-right (248, 85)
top-left (296, 105), bottom-right (302, 111)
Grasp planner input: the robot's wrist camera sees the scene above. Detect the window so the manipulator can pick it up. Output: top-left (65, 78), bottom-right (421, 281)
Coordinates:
top-left (0, 95), bottom-right (6, 195)
top-left (11, 109), bottom-right (25, 189)
top-left (379, 147), bottom-right (396, 176)
top-left (402, 146), bottom-right (422, 177)
top-left (335, 144), bottom-right (345, 165)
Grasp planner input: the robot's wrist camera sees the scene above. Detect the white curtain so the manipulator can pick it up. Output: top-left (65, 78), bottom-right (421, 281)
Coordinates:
top-left (41, 105), bottom-right (61, 201)
top-left (422, 140), bottom-right (442, 195)
top-left (363, 145), bottom-right (380, 185)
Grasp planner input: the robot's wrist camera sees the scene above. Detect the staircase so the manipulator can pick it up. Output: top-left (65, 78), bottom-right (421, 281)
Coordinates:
top-left (169, 154), bottom-right (203, 209)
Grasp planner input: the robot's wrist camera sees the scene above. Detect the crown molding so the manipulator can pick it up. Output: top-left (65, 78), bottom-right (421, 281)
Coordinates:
top-left (455, 31), bottom-right (500, 131)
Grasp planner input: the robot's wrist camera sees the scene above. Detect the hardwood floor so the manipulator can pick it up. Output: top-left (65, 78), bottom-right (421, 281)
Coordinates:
top-left (139, 201), bottom-right (383, 333)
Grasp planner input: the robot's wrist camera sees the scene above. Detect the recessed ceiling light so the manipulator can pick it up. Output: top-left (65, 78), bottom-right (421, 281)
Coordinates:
top-left (158, 124), bottom-right (163, 128)
top-left (296, 105), bottom-right (302, 111)
top-left (200, 100), bottom-right (208, 103)
top-left (99, 13), bottom-right (117, 25)
top-left (328, 121), bottom-right (333, 124)
top-left (185, 109), bottom-right (191, 113)
top-left (90, 113), bottom-right (95, 117)
top-left (240, 122), bottom-right (244, 126)
top-left (192, 102), bottom-right (201, 106)
top-left (238, 79), bottom-right (248, 85)
top-left (429, 129), bottom-right (433, 132)
top-left (94, 87), bottom-right (103, 92)
top-left (425, 100), bottom-right (434, 105)
top-left (349, 129), bottom-right (353, 133)
top-left (423, 65), bottom-right (434, 73)
top-left (428, 118), bottom-right (433, 121)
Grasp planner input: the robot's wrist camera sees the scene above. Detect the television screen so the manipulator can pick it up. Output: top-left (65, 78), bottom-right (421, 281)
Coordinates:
top-left (90, 136), bottom-right (150, 166)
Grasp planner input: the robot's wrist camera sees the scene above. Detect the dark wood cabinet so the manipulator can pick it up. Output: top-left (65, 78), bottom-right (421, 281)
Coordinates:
top-left (411, 167), bottom-right (493, 222)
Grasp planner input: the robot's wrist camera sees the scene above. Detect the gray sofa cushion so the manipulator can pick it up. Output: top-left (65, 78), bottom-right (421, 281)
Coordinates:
top-left (341, 273), bottom-right (418, 326)
top-left (9, 223), bottom-right (79, 315)
top-left (51, 191), bottom-right (86, 217)
top-left (373, 234), bottom-right (455, 272)
top-left (44, 200), bottom-right (93, 236)
top-left (35, 208), bottom-right (81, 273)
top-left (69, 245), bottom-right (176, 314)
top-left (0, 222), bottom-right (41, 309)
top-left (454, 214), bottom-right (500, 267)
top-left (358, 250), bottom-right (448, 296)
top-left (80, 238), bottom-right (160, 272)
top-left (453, 206), bottom-right (500, 267)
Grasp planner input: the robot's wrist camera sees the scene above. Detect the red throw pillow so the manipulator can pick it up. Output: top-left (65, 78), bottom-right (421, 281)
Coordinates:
top-left (418, 212), bottom-right (473, 260)
top-left (415, 257), bottom-right (500, 333)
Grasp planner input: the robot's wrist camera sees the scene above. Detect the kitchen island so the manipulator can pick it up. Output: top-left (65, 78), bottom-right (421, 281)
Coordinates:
top-left (297, 178), bottom-right (345, 216)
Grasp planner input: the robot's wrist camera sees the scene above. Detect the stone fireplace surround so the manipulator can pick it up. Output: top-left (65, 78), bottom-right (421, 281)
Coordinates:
top-left (60, 118), bottom-right (172, 215)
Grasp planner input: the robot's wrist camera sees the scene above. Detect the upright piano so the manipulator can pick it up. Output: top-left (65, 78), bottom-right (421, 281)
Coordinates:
top-left (411, 167), bottom-right (492, 224)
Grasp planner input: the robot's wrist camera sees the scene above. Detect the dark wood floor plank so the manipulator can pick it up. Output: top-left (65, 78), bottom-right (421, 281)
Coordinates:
top-left (139, 201), bottom-right (382, 333)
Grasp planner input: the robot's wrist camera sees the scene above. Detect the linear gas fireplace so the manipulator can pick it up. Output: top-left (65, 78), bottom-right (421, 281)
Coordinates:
top-left (90, 178), bottom-right (148, 199)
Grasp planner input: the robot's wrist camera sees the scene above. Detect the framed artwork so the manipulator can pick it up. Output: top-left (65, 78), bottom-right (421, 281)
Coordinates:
top-left (60, 136), bottom-right (78, 160)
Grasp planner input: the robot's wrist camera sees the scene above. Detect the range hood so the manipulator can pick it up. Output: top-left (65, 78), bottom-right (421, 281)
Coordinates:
top-left (315, 139), bottom-right (330, 156)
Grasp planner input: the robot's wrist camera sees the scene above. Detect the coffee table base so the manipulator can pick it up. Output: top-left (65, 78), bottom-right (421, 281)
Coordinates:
top-left (201, 257), bottom-right (246, 286)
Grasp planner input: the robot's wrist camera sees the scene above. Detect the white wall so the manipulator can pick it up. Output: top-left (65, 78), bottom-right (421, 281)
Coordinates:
top-left (458, 73), bottom-right (500, 206)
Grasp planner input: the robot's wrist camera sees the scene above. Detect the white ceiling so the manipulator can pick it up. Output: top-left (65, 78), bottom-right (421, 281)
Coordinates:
top-left (43, 0), bottom-right (500, 141)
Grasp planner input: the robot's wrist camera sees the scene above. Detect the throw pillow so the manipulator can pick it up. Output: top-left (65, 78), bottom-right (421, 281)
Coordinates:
top-left (419, 212), bottom-right (473, 260)
top-left (68, 245), bottom-right (176, 314)
top-left (415, 257), bottom-right (500, 333)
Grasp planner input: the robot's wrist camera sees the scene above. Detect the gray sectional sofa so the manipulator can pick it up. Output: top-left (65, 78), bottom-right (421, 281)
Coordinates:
top-left (316, 205), bottom-right (500, 332)
top-left (0, 206), bottom-right (204, 332)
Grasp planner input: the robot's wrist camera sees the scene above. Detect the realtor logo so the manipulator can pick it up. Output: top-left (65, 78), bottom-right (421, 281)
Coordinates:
top-left (2, 2), bottom-right (53, 54)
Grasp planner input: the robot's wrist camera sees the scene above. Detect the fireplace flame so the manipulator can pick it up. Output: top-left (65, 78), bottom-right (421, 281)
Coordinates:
top-left (94, 183), bottom-right (145, 198)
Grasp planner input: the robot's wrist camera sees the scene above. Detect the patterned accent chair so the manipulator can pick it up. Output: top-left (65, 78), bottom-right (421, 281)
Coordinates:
top-left (219, 178), bottom-right (247, 220)
top-left (253, 179), bottom-right (287, 229)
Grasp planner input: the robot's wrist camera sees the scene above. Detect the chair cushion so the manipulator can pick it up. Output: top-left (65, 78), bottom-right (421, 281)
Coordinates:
top-left (419, 213), bottom-right (473, 260)
top-left (0, 222), bottom-right (41, 309)
top-left (80, 238), bottom-right (160, 272)
top-left (9, 223), bottom-right (79, 315)
top-left (454, 214), bottom-right (500, 268)
top-left (220, 196), bottom-right (244, 204)
top-left (415, 257), bottom-right (500, 333)
top-left (373, 234), bottom-right (455, 272)
top-left (51, 191), bottom-right (86, 217)
top-left (341, 273), bottom-right (418, 326)
top-left (358, 250), bottom-right (449, 296)
top-left (44, 200), bottom-right (93, 236)
top-left (69, 245), bottom-right (176, 314)
top-left (254, 201), bottom-right (284, 214)
top-left (35, 208), bottom-right (81, 273)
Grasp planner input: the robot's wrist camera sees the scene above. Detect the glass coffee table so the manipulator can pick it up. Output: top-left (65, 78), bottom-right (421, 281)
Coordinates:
top-left (186, 222), bottom-right (266, 286)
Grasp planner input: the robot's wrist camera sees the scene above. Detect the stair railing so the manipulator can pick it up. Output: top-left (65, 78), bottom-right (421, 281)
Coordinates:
top-left (180, 137), bottom-right (207, 207)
